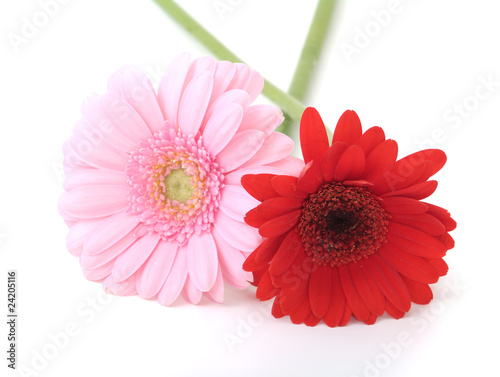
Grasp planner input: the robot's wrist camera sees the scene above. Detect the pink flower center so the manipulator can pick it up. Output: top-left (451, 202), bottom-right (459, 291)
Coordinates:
top-left (126, 127), bottom-right (224, 244)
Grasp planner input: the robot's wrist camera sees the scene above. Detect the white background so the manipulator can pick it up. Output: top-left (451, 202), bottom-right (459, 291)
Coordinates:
top-left (1, 0), bottom-right (499, 376)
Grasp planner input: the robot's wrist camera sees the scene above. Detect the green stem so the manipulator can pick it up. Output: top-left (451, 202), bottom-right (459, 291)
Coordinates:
top-left (289, 0), bottom-right (337, 102)
top-left (279, 0), bottom-right (338, 138)
top-left (152, 0), bottom-right (305, 123)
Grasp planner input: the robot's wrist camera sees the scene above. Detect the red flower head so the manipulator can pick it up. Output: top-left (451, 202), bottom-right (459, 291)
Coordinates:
top-left (241, 107), bottom-right (456, 327)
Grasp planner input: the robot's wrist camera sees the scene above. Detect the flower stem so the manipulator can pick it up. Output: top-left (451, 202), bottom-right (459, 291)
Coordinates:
top-left (289, 0), bottom-right (337, 102)
top-left (278, 0), bottom-right (338, 138)
top-left (152, 0), bottom-right (305, 123)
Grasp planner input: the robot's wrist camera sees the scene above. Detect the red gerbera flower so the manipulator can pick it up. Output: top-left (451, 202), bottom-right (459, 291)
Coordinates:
top-left (241, 107), bottom-right (456, 327)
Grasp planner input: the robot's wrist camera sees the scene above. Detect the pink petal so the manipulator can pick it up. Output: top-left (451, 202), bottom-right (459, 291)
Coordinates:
top-left (216, 130), bottom-right (265, 172)
top-left (158, 52), bottom-right (191, 126)
top-left (157, 244), bottom-right (188, 306)
top-left (218, 185), bottom-right (259, 222)
top-left (99, 92), bottom-right (154, 144)
top-left (62, 139), bottom-right (82, 174)
top-left (67, 122), bottom-right (128, 171)
top-left (80, 97), bottom-right (133, 153)
top-left (209, 61), bottom-right (236, 107)
top-left (58, 196), bottom-right (79, 222)
top-left (107, 67), bottom-right (165, 135)
top-left (212, 227), bottom-right (252, 288)
top-left (177, 72), bottom-right (213, 136)
top-left (63, 169), bottom-right (126, 191)
top-left (244, 69), bottom-right (264, 103)
top-left (111, 234), bottom-right (160, 282)
top-left (204, 89), bottom-right (251, 126)
top-left (60, 185), bottom-right (129, 219)
top-left (239, 132), bottom-right (294, 169)
top-left (187, 232), bottom-right (218, 292)
top-left (204, 266), bottom-right (225, 303)
top-left (82, 259), bottom-right (114, 281)
top-left (226, 63), bottom-right (252, 93)
top-left (181, 276), bottom-right (203, 304)
top-left (223, 165), bottom-right (288, 186)
top-left (213, 211), bottom-right (261, 252)
top-left (83, 212), bottom-right (139, 255)
top-left (202, 103), bottom-right (243, 156)
top-left (80, 227), bottom-right (138, 269)
top-left (66, 218), bottom-right (103, 257)
top-left (183, 56), bottom-right (216, 89)
top-left (136, 241), bottom-right (178, 298)
top-left (103, 274), bottom-right (137, 296)
top-left (264, 156), bottom-right (305, 176)
top-left (238, 104), bottom-right (283, 135)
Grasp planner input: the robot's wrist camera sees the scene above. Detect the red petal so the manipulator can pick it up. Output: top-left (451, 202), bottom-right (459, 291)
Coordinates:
top-left (371, 163), bottom-right (427, 195)
top-left (272, 295), bottom-right (285, 318)
top-left (424, 202), bottom-right (457, 232)
top-left (271, 175), bottom-right (309, 199)
top-left (254, 234), bottom-right (286, 265)
top-left (385, 300), bottom-right (406, 319)
top-left (279, 272), bottom-right (310, 314)
top-left (371, 149), bottom-right (446, 195)
top-left (381, 180), bottom-right (438, 200)
top-left (401, 276), bottom-right (433, 305)
top-left (338, 264), bottom-right (370, 322)
top-left (363, 140), bottom-right (398, 181)
top-left (304, 312), bottom-right (322, 327)
top-left (365, 254), bottom-right (411, 313)
top-left (251, 268), bottom-right (266, 286)
top-left (357, 126), bottom-right (386, 155)
top-left (297, 160), bottom-right (324, 193)
top-left (320, 142), bottom-right (348, 182)
top-left (381, 197), bottom-right (429, 214)
top-left (349, 261), bottom-right (386, 316)
top-left (276, 252), bottom-right (313, 314)
top-left (300, 107), bottom-right (329, 164)
top-left (339, 305), bottom-right (353, 326)
top-left (289, 291), bottom-right (313, 325)
top-left (389, 213), bottom-right (446, 235)
top-left (241, 174), bottom-right (279, 201)
top-left (387, 222), bottom-right (447, 258)
top-left (411, 149), bottom-right (447, 180)
top-left (425, 257), bottom-right (449, 277)
top-left (342, 180), bottom-right (373, 188)
top-left (242, 250), bottom-right (261, 272)
top-left (309, 264), bottom-right (333, 318)
top-left (364, 313), bottom-right (378, 325)
top-left (332, 110), bottom-right (362, 146)
top-left (249, 197), bottom-right (305, 224)
top-left (323, 268), bottom-right (346, 328)
top-left (244, 210), bottom-right (265, 228)
top-left (438, 233), bottom-right (455, 250)
top-left (378, 243), bottom-right (439, 284)
top-left (268, 230), bottom-right (304, 276)
top-left (334, 145), bottom-right (366, 181)
top-left (256, 269), bottom-right (279, 301)
top-left (259, 210), bottom-right (302, 238)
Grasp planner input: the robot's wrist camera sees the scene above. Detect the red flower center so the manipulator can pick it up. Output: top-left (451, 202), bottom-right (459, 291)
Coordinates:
top-left (297, 182), bottom-right (390, 267)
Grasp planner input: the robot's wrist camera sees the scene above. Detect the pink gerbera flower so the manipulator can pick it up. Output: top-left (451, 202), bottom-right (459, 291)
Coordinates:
top-left (59, 53), bottom-right (303, 305)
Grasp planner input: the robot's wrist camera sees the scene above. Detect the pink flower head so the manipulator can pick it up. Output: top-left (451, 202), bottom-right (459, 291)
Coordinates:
top-left (59, 53), bottom-right (303, 305)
